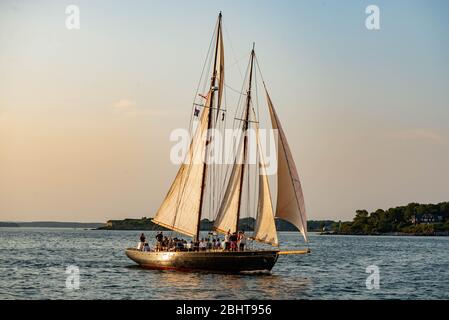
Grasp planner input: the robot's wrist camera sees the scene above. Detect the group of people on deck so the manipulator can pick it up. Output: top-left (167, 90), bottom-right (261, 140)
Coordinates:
top-left (137, 230), bottom-right (247, 252)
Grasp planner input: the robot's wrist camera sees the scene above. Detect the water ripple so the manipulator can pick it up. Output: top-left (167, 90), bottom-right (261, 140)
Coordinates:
top-left (0, 229), bottom-right (448, 299)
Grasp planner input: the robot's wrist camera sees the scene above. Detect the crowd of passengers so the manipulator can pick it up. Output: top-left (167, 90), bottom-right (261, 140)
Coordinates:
top-left (137, 230), bottom-right (247, 252)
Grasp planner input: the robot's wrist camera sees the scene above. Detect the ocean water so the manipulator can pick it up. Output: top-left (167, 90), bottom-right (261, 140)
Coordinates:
top-left (0, 228), bottom-right (448, 300)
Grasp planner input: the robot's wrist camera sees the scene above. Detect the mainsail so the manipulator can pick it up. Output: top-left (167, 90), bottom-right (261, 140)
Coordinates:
top-left (152, 13), bottom-right (225, 238)
top-left (265, 88), bottom-right (309, 243)
top-left (152, 95), bottom-right (211, 237)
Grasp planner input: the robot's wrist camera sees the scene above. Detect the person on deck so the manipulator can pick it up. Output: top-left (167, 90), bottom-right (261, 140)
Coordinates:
top-left (162, 236), bottom-right (169, 250)
top-left (199, 239), bottom-right (205, 251)
top-left (137, 233), bottom-right (146, 251)
top-left (207, 238), bottom-right (213, 250)
top-left (239, 231), bottom-right (246, 251)
top-left (143, 243), bottom-right (151, 252)
top-left (155, 232), bottom-right (163, 251)
top-left (225, 230), bottom-right (231, 251)
top-left (194, 239), bottom-right (199, 252)
top-left (175, 240), bottom-right (184, 251)
top-left (214, 238), bottom-right (221, 250)
top-left (230, 232), bottom-right (237, 251)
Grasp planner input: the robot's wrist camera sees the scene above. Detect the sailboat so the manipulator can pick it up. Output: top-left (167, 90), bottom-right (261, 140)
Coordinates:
top-left (126, 12), bottom-right (310, 272)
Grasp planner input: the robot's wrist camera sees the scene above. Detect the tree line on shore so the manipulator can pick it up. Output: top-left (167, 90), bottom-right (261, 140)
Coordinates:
top-left (4, 202), bottom-right (447, 235)
top-left (331, 202), bottom-right (449, 235)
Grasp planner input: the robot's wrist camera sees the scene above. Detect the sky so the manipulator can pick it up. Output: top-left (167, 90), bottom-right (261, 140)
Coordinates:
top-left (1, 0), bottom-right (449, 222)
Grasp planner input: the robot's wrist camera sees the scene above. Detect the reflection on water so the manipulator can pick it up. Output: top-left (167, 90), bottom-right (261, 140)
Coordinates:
top-left (0, 228), bottom-right (448, 299)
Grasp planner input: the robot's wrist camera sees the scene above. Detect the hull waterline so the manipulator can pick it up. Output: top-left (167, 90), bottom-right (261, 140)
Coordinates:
top-left (125, 249), bottom-right (279, 273)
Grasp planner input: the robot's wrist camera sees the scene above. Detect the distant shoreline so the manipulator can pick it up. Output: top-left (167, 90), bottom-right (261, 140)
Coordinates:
top-left (320, 231), bottom-right (449, 237)
top-left (0, 222), bottom-right (105, 228)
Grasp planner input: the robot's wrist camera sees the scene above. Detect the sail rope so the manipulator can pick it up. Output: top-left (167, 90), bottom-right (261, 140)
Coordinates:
top-left (224, 84), bottom-right (247, 96)
top-left (212, 21), bottom-right (248, 222)
top-left (223, 22), bottom-right (244, 81)
top-left (218, 55), bottom-right (250, 202)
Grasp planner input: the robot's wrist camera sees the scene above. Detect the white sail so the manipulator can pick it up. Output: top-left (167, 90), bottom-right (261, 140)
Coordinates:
top-left (253, 127), bottom-right (279, 246)
top-left (213, 136), bottom-right (244, 234)
top-left (152, 95), bottom-right (211, 237)
top-left (266, 89), bottom-right (309, 243)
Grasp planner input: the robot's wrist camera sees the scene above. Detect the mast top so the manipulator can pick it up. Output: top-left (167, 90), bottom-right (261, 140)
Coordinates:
top-left (219, 11), bottom-right (222, 18)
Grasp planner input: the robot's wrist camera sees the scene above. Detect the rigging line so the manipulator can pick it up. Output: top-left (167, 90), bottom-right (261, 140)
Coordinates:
top-left (215, 101), bottom-right (227, 218)
top-left (209, 103), bottom-right (215, 221)
top-left (215, 85), bottom-right (227, 218)
top-left (224, 84), bottom-right (247, 96)
top-left (254, 62), bottom-right (260, 127)
top-left (219, 54), bottom-right (251, 203)
top-left (215, 48), bottom-right (252, 213)
top-left (221, 71), bottom-right (245, 197)
top-left (233, 52), bottom-right (251, 122)
top-left (253, 69), bottom-right (260, 223)
top-left (222, 21), bottom-right (244, 81)
top-left (189, 19), bottom-right (217, 136)
top-left (246, 121), bottom-right (251, 223)
top-left (224, 53), bottom-right (249, 71)
top-left (256, 134), bottom-right (260, 222)
top-left (254, 54), bottom-right (266, 85)
top-left (216, 108), bottom-right (227, 218)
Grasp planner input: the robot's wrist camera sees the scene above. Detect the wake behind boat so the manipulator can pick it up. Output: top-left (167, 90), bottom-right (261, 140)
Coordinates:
top-left (126, 12), bottom-right (310, 273)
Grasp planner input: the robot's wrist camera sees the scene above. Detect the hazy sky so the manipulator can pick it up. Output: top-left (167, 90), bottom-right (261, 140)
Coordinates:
top-left (1, 0), bottom-right (449, 222)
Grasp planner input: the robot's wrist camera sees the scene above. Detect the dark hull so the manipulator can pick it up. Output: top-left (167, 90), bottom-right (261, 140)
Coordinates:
top-left (125, 249), bottom-right (279, 273)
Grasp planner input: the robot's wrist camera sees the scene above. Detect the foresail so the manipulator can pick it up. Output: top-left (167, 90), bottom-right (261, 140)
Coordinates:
top-left (253, 128), bottom-right (278, 246)
top-left (152, 96), bottom-right (211, 237)
top-left (213, 137), bottom-right (244, 234)
top-left (266, 89), bottom-right (309, 243)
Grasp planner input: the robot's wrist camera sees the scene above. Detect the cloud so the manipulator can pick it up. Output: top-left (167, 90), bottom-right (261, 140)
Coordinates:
top-left (113, 98), bottom-right (175, 117)
top-left (388, 129), bottom-right (445, 144)
top-left (113, 99), bottom-right (136, 111)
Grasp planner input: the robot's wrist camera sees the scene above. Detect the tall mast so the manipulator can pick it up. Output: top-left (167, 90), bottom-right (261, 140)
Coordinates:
top-left (196, 12), bottom-right (222, 240)
top-left (235, 43), bottom-right (255, 232)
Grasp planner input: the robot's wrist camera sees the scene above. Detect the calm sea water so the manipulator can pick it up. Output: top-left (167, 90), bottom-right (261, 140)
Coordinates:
top-left (0, 228), bottom-right (448, 300)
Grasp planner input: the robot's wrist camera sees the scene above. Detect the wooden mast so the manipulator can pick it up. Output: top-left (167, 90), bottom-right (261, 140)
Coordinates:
top-left (235, 43), bottom-right (255, 233)
top-left (196, 12), bottom-right (222, 241)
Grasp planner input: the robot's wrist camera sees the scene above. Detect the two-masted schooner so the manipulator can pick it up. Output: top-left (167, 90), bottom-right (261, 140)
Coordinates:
top-left (126, 12), bottom-right (309, 272)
